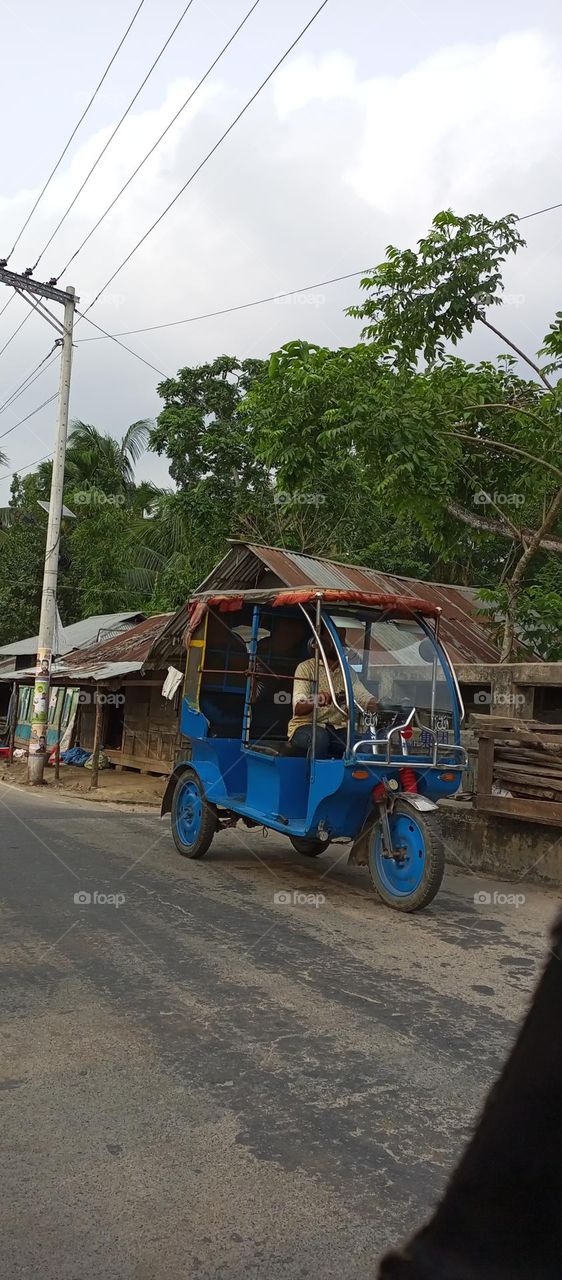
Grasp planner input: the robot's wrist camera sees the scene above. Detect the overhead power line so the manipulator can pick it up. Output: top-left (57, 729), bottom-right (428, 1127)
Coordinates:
top-left (57, 0), bottom-right (264, 279)
top-left (81, 183), bottom-right (562, 326)
top-left (0, 391), bottom-right (59, 444)
top-left (0, 309), bottom-right (33, 360)
top-left (518, 201), bottom-right (562, 221)
top-left (75, 310), bottom-right (169, 378)
top-left (0, 352), bottom-right (60, 421)
top-left (77, 270), bottom-right (367, 342)
top-left (0, 294), bottom-right (15, 321)
top-left (72, 192), bottom-right (562, 344)
top-left (0, 0), bottom-right (330, 427)
top-left (3, 0), bottom-right (147, 265)
top-left (2, 193), bottom-right (562, 458)
top-left (83, 0), bottom-right (331, 317)
top-left (34, 0), bottom-right (199, 271)
top-left (0, 450), bottom-right (54, 485)
top-left (0, 344), bottom-right (60, 417)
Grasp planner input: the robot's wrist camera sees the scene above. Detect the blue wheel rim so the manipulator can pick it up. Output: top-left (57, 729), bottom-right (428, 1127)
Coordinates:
top-left (371, 812), bottom-right (426, 898)
top-left (176, 779), bottom-right (203, 848)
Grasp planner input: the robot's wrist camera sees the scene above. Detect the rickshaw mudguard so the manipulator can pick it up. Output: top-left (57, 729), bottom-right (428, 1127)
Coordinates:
top-left (397, 793), bottom-right (438, 812)
top-left (160, 756), bottom-right (233, 817)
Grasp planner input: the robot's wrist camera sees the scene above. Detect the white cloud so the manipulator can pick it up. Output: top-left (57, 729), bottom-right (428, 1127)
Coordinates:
top-left (1, 22), bottom-right (561, 501)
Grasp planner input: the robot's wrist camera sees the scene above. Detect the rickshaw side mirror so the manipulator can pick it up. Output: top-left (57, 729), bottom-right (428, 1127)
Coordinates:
top-left (418, 638), bottom-right (436, 663)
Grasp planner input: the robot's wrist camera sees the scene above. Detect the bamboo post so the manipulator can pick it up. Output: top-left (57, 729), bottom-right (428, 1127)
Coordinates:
top-left (7, 720), bottom-right (16, 766)
top-left (89, 694), bottom-right (104, 791)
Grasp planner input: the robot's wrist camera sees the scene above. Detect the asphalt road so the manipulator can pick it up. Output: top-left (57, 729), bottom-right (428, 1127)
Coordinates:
top-left (1, 782), bottom-right (559, 1280)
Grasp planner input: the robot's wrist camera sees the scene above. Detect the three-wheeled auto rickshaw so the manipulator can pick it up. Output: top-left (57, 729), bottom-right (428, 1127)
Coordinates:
top-left (162, 587), bottom-right (466, 911)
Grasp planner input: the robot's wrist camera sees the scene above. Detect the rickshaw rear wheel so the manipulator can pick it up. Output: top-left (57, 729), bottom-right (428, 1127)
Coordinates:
top-left (289, 835), bottom-right (330, 858)
top-left (368, 800), bottom-right (444, 912)
top-left (171, 769), bottom-right (217, 859)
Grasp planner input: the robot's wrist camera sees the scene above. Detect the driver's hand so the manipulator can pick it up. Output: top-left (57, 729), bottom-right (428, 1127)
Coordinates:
top-left (317, 691), bottom-right (332, 708)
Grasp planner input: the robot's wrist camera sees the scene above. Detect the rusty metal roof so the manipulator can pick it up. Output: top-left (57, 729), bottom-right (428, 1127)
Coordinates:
top-left (2, 614), bottom-right (173, 685)
top-left (197, 543), bottom-right (506, 665)
top-left (61, 613), bottom-right (172, 671)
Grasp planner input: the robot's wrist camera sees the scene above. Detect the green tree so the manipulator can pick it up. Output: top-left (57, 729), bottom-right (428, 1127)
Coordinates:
top-left (150, 355), bottom-right (275, 587)
top-left (0, 473), bottom-right (77, 645)
top-left (243, 339), bottom-right (436, 570)
top-left (344, 210), bottom-right (562, 659)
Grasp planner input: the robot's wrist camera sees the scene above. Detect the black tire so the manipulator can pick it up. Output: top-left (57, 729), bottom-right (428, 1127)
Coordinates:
top-left (289, 835), bottom-right (330, 858)
top-left (368, 800), bottom-right (444, 912)
top-left (171, 769), bottom-right (217, 859)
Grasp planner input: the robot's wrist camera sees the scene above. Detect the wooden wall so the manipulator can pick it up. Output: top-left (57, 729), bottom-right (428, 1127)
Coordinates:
top-left (117, 678), bottom-right (178, 774)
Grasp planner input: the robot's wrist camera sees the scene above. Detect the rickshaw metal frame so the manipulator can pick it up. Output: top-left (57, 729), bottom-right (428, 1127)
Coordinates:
top-left (294, 598), bottom-right (465, 771)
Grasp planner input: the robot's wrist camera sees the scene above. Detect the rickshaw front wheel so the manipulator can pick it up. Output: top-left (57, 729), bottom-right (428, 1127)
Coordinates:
top-left (368, 800), bottom-right (444, 912)
top-left (171, 769), bottom-right (217, 859)
top-left (290, 835), bottom-right (330, 858)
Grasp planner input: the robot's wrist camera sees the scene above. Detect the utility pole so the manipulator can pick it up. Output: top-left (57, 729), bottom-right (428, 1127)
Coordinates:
top-left (0, 266), bottom-right (78, 784)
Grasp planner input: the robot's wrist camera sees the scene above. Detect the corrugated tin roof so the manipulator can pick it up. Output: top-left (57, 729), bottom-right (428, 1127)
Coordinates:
top-left (0, 615), bottom-right (173, 684)
top-left (0, 611), bottom-right (145, 657)
top-left (197, 542), bottom-right (508, 666)
top-left (60, 613), bottom-right (172, 675)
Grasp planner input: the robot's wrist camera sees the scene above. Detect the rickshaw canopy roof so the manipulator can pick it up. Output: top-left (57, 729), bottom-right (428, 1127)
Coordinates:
top-left (185, 587), bottom-right (440, 644)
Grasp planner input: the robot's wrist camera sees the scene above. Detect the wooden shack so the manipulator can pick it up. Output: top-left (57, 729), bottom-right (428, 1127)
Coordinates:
top-left (45, 613), bottom-right (183, 775)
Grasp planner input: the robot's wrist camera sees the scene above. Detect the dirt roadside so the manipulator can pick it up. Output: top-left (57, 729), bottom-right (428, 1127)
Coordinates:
top-left (0, 761), bottom-right (166, 809)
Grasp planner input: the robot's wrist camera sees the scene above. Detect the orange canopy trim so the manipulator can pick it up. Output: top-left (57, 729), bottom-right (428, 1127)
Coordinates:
top-left (185, 589), bottom-right (440, 647)
top-left (271, 588), bottom-right (440, 618)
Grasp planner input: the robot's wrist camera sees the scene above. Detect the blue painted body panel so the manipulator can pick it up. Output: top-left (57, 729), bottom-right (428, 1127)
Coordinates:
top-left (187, 735), bottom-right (462, 839)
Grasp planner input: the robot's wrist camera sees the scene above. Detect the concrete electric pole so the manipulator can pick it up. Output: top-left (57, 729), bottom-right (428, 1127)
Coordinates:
top-left (0, 267), bottom-right (78, 784)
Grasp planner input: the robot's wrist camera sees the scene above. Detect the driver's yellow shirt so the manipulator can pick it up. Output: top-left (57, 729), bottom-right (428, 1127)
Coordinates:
top-left (287, 659), bottom-right (372, 739)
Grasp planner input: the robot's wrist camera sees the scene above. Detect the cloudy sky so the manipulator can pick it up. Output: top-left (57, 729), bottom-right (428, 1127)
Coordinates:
top-left (1, 0), bottom-right (561, 500)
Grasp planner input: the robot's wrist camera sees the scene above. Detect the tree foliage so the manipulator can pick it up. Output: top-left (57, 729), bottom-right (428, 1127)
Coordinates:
top-left (1, 209), bottom-right (561, 664)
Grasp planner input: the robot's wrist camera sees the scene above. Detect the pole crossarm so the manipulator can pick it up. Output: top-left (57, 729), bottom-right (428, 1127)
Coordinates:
top-left (0, 266), bottom-right (79, 306)
top-left (14, 288), bottom-right (65, 336)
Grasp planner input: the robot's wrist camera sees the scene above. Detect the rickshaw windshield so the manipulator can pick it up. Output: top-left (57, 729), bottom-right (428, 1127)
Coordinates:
top-left (324, 611), bottom-right (457, 740)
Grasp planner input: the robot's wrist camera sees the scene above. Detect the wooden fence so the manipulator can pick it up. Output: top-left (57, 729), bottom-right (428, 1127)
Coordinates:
top-left (475, 714), bottom-right (562, 826)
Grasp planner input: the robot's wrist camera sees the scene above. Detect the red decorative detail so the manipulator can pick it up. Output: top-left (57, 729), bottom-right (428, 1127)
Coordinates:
top-left (184, 600), bottom-right (207, 646)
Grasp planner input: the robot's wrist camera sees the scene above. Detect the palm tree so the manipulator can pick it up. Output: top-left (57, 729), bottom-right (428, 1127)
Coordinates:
top-left (36, 419), bottom-right (152, 499)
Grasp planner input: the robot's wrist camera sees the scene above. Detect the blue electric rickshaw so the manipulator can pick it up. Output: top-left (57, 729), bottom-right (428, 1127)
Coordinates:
top-left (161, 588), bottom-right (467, 911)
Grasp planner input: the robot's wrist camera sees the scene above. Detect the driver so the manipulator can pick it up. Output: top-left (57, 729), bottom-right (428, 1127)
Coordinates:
top-left (287, 627), bottom-right (378, 758)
